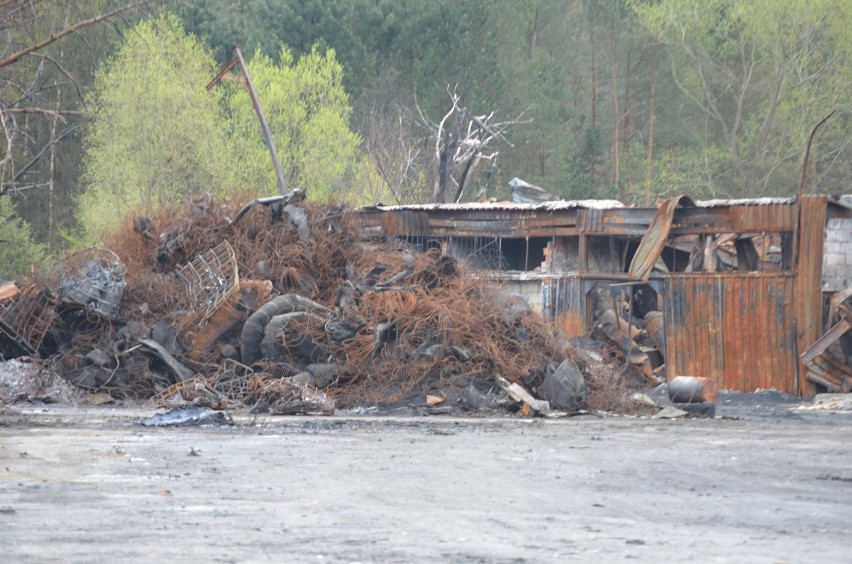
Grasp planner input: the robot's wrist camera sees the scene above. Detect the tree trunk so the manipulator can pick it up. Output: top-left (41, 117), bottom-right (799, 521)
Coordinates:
top-left (623, 48), bottom-right (632, 156)
top-left (590, 33), bottom-right (597, 125)
top-left (49, 81), bottom-right (59, 246)
top-left (644, 44), bottom-right (658, 205)
top-left (609, 22), bottom-right (619, 195)
top-left (589, 30), bottom-right (597, 186)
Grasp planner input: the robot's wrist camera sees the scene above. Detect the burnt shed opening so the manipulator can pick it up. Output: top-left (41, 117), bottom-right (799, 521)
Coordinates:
top-left (501, 237), bottom-right (549, 272)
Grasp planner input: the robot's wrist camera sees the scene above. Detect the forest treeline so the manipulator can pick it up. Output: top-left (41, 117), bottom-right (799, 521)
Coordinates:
top-left (0, 0), bottom-right (849, 276)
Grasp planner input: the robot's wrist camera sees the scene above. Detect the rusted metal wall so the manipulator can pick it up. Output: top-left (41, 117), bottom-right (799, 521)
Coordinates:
top-left (727, 204), bottom-right (797, 232)
top-left (355, 197), bottom-right (830, 395)
top-left (664, 274), bottom-right (798, 393)
top-left (543, 277), bottom-right (585, 338)
top-left (796, 196), bottom-right (828, 396)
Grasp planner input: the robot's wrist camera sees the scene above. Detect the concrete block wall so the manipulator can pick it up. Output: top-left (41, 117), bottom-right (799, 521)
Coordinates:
top-left (823, 195), bottom-right (852, 292)
top-left (501, 280), bottom-right (543, 313)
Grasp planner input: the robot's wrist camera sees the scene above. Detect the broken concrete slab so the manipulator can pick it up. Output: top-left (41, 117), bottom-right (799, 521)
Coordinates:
top-left (654, 406), bottom-right (688, 419)
top-left (0, 358), bottom-right (77, 405)
top-left (497, 376), bottom-right (550, 415)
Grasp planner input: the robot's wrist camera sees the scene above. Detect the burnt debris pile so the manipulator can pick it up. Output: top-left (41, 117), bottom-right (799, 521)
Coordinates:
top-left (0, 192), bottom-right (644, 415)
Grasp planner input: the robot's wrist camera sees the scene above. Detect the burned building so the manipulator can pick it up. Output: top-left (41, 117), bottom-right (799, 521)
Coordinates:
top-left (357, 195), bottom-right (852, 396)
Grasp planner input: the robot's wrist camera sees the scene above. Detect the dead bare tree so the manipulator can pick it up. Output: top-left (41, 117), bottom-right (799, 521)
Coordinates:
top-left (418, 87), bottom-right (529, 204)
top-left (362, 104), bottom-right (426, 205)
top-left (0, 0), bottom-right (152, 198)
top-left (0, 2), bottom-right (150, 70)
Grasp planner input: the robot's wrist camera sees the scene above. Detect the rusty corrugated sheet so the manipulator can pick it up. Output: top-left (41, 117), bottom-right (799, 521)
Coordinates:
top-left (380, 210), bottom-right (429, 236)
top-left (795, 196), bottom-right (828, 395)
top-left (543, 277), bottom-right (585, 338)
top-left (727, 204), bottom-right (797, 232)
top-left (629, 196), bottom-right (695, 281)
top-left (579, 209), bottom-right (604, 233)
top-left (426, 213), bottom-right (580, 237)
top-left (664, 274), bottom-right (798, 393)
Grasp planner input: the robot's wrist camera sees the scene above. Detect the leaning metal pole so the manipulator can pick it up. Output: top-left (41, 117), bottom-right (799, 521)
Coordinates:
top-left (207, 46), bottom-right (287, 195)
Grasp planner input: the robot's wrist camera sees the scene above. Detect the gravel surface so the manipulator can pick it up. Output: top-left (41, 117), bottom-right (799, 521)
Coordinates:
top-left (1, 404), bottom-right (851, 563)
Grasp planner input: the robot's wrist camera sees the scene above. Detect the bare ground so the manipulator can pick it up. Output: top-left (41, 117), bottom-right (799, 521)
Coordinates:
top-left (1, 405), bottom-right (851, 563)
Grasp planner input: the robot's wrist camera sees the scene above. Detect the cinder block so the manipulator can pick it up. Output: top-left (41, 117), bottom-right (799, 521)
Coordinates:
top-left (826, 219), bottom-right (843, 231)
top-left (825, 242), bottom-right (844, 254)
top-left (825, 253), bottom-right (845, 266)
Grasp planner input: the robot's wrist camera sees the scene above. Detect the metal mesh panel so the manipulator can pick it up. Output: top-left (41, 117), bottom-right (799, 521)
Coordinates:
top-left (0, 284), bottom-right (56, 355)
top-left (211, 358), bottom-right (254, 400)
top-left (177, 241), bottom-right (239, 321)
top-left (391, 235), bottom-right (508, 270)
top-left (449, 236), bottom-right (507, 270)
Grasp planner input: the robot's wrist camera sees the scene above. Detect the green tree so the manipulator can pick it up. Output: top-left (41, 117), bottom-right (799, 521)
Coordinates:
top-left (80, 12), bottom-right (232, 235)
top-left (224, 46), bottom-right (361, 200)
top-left (176, 0), bottom-right (496, 200)
top-left (173, 0), bottom-right (370, 109)
top-left (0, 197), bottom-right (47, 279)
top-left (634, 0), bottom-right (852, 196)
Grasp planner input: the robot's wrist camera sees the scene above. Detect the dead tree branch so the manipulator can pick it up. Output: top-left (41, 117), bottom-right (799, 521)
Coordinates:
top-left (418, 87), bottom-right (529, 203)
top-left (0, 1), bottom-right (151, 69)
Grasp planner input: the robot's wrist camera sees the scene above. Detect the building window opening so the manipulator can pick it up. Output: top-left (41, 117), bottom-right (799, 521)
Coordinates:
top-left (500, 237), bottom-right (549, 272)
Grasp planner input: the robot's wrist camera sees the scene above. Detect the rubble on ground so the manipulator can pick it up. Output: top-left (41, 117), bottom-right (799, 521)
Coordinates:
top-left (0, 356), bottom-right (78, 405)
top-left (0, 192), bottom-right (662, 416)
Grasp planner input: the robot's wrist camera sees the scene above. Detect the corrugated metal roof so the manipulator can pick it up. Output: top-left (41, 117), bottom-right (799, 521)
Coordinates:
top-left (696, 197), bottom-right (796, 207)
top-left (364, 195), bottom-right (850, 214)
top-left (366, 196), bottom-right (851, 212)
top-left (697, 197), bottom-right (852, 211)
top-left (367, 200), bottom-right (625, 212)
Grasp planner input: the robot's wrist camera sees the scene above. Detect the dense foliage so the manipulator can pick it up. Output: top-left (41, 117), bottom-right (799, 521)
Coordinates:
top-left (172, 0), bottom-right (851, 201)
top-left (81, 13), bottom-right (362, 235)
top-left (81, 14), bottom-right (232, 234)
top-left (225, 47), bottom-right (361, 201)
top-left (0, 197), bottom-right (46, 278)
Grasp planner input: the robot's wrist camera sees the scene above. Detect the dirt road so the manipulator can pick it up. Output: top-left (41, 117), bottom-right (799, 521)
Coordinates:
top-left (1, 407), bottom-right (850, 563)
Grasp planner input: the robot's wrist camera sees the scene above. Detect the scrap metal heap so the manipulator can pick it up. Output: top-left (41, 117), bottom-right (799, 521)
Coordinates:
top-left (0, 192), bottom-right (645, 415)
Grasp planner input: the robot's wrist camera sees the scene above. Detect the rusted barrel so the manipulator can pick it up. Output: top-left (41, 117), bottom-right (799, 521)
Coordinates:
top-left (668, 376), bottom-right (718, 403)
